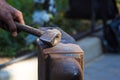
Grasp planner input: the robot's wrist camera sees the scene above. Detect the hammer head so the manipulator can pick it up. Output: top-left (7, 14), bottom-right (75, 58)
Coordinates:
top-left (39, 29), bottom-right (62, 47)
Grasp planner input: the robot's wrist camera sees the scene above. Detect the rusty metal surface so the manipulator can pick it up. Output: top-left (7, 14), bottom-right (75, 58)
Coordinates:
top-left (46, 54), bottom-right (83, 80)
top-left (37, 27), bottom-right (84, 80)
top-left (38, 47), bottom-right (46, 80)
top-left (46, 53), bottom-right (84, 73)
top-left (42, 43), bottom-right (84, 80)
top-left (43, 43), bottom-right (83, 54)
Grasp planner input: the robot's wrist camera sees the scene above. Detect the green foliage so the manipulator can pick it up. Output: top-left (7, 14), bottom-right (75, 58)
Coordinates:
top-left (56, 0), bottom-right (69, 12)
top-left (52, 16), bottom-right (89, 35)
top-left (6, 0), bottom-right (33, 25)
top-left (51, 0), bottom-right (89, 34)
top-left (117, 0), bottom-right (120, 3)
top-left (0, 30), bottom-right (26, 56)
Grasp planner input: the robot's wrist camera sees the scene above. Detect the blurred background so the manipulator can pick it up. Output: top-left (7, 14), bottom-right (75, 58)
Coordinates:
top-left (0, 0), bottom-right (91, 56)
top-left (0, 0), bottom-right (120, 80)
top-left (0, 0), bottom-right (119, 57)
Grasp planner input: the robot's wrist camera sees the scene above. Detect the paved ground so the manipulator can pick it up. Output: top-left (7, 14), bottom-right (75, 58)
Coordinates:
top-left (85, 54), bottom-right (120, 80)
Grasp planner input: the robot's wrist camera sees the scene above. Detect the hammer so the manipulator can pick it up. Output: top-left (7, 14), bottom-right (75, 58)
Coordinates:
top-left (1, 22), bottom-right (62, 47)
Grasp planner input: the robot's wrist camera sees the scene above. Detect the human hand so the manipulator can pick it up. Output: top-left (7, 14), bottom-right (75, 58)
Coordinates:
top-left (0, 0), bottom-right (25, 37)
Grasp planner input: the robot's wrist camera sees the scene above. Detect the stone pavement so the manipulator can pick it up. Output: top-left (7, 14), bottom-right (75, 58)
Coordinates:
top-left (85, 54), bottom-right (120, 80)
top-left (77, 37), bottom-right (102, 62)
top-left (0, 58), bottom-right (38, 80)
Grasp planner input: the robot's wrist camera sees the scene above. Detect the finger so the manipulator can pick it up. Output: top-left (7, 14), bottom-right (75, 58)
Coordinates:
top-left (13, 11), bottom-right (25, 25)
top-left (11, 31), bottom-right (17, 37)
top-left (3, 14), bottom-right (17, 37)
top-left (8, 5), bottom-right (25, 24)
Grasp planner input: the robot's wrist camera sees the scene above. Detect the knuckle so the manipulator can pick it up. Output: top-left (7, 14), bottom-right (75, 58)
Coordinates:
top-left (16, 10), bottom-right (22, 16)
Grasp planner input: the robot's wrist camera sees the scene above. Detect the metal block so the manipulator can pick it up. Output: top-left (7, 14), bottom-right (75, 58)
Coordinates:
top-left (43, 43), bottom-right (84, 80)
top-left (37, 27), bottom-right (84, 80)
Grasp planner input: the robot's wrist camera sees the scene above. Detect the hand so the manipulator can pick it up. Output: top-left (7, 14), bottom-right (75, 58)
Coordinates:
top-left (0, 0), bottom-right (25, 37)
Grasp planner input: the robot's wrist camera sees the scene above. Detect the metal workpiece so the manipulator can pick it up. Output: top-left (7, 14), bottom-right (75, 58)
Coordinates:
top-left (15, 22), bottom-right (62, 47)
top-left (40, 29), bottom-right (62, 47)
top-left (39, 27), bottom-right (76, 44)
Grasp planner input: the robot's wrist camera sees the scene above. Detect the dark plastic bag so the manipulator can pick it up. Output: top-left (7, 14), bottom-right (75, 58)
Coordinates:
top-left (104, 16), bottom-right (120, 52)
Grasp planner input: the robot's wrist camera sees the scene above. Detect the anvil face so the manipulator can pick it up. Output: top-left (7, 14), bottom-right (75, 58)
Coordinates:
top-left (37, 27), bottom-right (76, 48)
top-left (39, 28), bottom-right (62, 47)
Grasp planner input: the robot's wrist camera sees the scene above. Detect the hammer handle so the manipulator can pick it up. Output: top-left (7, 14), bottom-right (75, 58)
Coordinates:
top-left (15, 22), bottom-right (43, 37)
